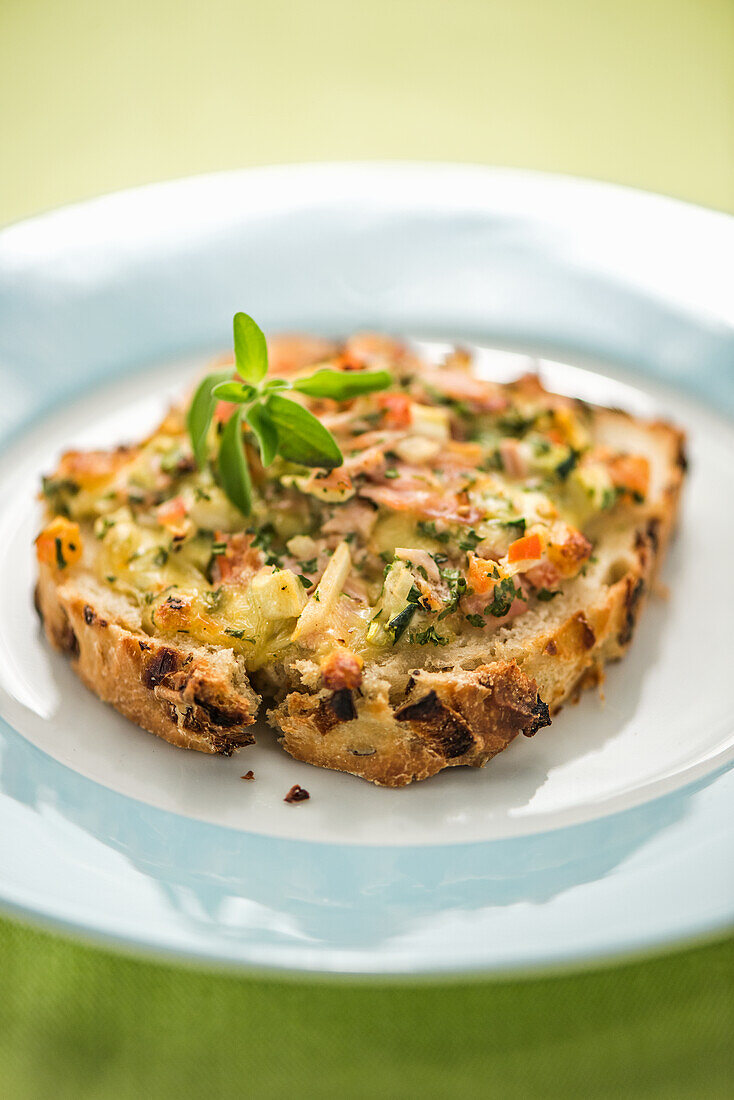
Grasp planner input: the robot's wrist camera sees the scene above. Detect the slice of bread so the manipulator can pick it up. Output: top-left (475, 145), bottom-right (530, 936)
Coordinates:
top-left (35, 339), bottom-right (685, 786)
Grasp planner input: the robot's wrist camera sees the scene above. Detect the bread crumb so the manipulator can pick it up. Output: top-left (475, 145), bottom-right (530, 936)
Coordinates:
top-left (284, 784), bottom-right (310, 803)
top-left (241, 770), bottom-right (255, 780)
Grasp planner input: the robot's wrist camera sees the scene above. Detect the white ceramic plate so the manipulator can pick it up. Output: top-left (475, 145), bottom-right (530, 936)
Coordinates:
top-left (0, 164), bottom-right (732, 975)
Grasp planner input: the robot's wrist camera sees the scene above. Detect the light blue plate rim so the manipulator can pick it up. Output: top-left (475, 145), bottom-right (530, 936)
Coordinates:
top-left (0, 163), bottom-right (732, 976)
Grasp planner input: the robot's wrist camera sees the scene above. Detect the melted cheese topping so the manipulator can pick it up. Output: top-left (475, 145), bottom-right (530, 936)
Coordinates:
top-left (39, 340), bottom-right (651, 667)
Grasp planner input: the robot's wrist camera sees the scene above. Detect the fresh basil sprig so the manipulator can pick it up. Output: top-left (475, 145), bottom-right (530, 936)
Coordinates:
top-left (187, 312), bottom-right (391, 514)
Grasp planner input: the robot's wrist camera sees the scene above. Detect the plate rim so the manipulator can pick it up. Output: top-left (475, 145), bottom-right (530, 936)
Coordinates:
top-left (0, 162), bottom-right (732, 975)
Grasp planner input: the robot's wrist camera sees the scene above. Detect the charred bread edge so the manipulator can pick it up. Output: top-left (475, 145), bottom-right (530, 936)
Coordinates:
top-left (35, 567), bottom-right (259, 755)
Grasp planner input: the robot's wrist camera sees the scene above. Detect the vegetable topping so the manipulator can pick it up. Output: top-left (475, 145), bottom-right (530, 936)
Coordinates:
top-left (38, 315), bottom-right (653, 667)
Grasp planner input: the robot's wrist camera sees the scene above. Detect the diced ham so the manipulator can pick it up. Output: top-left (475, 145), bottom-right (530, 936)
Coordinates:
top-left (213, 533), bottom-right (265, 586)
top-left (376, 392), bottom-right (413, 429)
top-left (342, 445), bottom-right (388, 478)
top-left (523, 560), bottom-right (561, 589)
top-left (394, 547), bottom-right (441, 584)
top-left (267, 335), bottom-right (338, 375)
top-left (342, 333), bottom-right (406, 368)
top-left (499, 438), bottom-right (530, 478)
top-left (417, 367), bottom-right (509, 412)
top-left (156, 495), bottom-right (191, 538)
top-left (322, 499), bottom-right (378, 539)
top-left (358, 484), bottom-right (483, 525)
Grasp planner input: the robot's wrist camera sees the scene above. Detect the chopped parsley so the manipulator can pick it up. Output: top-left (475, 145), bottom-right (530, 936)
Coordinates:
top-left (42, 476), bottom-right (79, 499)
top-left (54, 538), bottom-right (66, 569)
top-left (202, 587), bottom-right (223, 610)
top-left (438, 566), bottom-right (469, 620)
top-left (535, 588), bottom-right (561, 602)
top-left (484, 576), bottom-right (520, 617)
top-left (410, 625), bottom-right (449, 646)
top-left (95, 516), bottom-right (116, 540)
top-left (555, 448), bottom-right (580, 480)
top-left (224, 628), bottom-right (254, 641)
top-left (417, 520), bottom-right (450, 544)
top-left (465, 613), bottom-right (486, 628)
top-left (458, 529), bottom-right (482, 552)
top-left (500, 517), bottom-right (526, 536)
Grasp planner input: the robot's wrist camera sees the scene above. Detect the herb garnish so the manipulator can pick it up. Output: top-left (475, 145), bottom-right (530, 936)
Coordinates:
top-left (500, 517), bottom-right (526, 536)
top-left (465, 613), bottom-right (486, 629)
top-left (555, 448), bottom-right (580, 480)
top-left (437, 566), bottom-right (470, 620)
top-left (224, 628), bottom-right (254, 641)
top-left (535, 587), bottom-right (561, 602)
top-left (417, 520), bottom-right (450, 544)
top-left (187, 313), bottom-right (391, 515)
top-left (410, 625), bottom-right (449, 646)
top-left (458, 529), bottom-right (482, 552)
top-left (484, 576), bottom-right (521, 617)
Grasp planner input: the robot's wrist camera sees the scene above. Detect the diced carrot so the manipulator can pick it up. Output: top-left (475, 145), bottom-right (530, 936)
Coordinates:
top-left (57, 446), bottom-right (135, 490)
top-left (607, 454), bottom-right (650, 500)
top-left (376, 392), bottom-right (413, 429)
top-left (35, 517), bottom-right (83, 569)
top-left (467, 553), bottom-right (501, 596)
top-left (156, 495), bottom-right (188, 529)
top-left (507, 532), bottom-right (543, 563)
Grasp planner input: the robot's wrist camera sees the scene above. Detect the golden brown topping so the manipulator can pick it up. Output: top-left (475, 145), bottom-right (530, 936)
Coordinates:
top-left (321, 647), bottom-right (364, 691)
top-left (607, 454), bottom-right (650, 500)
top-left (35, 517), bottom-right (83, 570)
top-left (57, 446), bottom-right (136, 490)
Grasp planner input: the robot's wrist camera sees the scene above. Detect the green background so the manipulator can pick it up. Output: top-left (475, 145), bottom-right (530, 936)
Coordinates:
top-left (1, 1), bottom-right (732, 1096)
top-left (1, 0), bottom-right (733, 223)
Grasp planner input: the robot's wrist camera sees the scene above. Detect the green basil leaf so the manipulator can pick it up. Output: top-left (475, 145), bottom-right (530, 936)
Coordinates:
top-left (212, 380), bottom-right (256, 403)
top-left (186, 368), bottom-right (233, 470)
top-left (265, 393), bottom-right (343, 469)
top-left (217, 408), bottom-right (252, 515)
top-left (233, 312), bottom-right (268, 385)
top-left (246, 402), bottom-right (279, 467)
top-left (292, 368), bottom-right (392, 400)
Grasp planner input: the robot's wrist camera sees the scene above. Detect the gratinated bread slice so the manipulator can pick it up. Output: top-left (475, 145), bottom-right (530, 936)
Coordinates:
top-left (35, 335), bottom-right (685, 785)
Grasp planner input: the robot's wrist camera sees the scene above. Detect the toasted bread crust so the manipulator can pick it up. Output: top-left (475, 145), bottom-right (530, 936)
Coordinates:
top-left (35, 565), bottom-right (259, 754)
top-left (269, 661), bottom-right (550, 786)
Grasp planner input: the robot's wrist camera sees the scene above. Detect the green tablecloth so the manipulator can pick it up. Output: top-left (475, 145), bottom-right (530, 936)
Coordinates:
top-left (1, 1), bottom-right (732, 1095)
top-left (0, 919), bottom-right (731, 1097)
